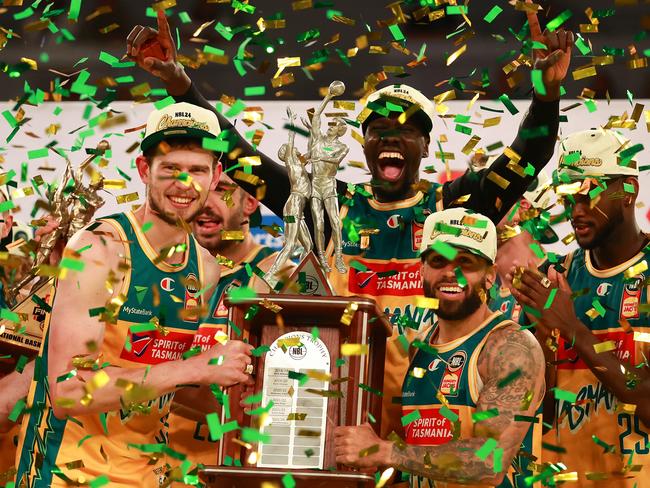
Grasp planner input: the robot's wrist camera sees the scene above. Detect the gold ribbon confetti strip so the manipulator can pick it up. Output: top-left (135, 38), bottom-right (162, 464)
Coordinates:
top-left (340, 302), bottom-right (359, 325)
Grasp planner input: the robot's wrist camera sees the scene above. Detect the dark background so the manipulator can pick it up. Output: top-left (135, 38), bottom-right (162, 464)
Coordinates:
top-left (1, 0), bottom-right (649, 103)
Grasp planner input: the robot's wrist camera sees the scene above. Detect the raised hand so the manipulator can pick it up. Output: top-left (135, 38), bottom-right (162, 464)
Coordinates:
top-left (526, 0), bottom-right (574, 99)
top-left (126, 10), bottom-right (190, 95)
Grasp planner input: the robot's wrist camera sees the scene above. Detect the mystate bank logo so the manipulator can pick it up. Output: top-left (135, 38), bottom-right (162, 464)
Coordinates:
top-left (348, 260), bottom-right (423, 296)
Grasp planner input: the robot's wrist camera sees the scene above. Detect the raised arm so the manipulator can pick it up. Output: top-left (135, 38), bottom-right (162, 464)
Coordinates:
top-left (442, 5), bottom-right (573, 223)
top-left (48, 224), bottom-right (251, 418)
top-left (126, 11), bottom-right (347, 220)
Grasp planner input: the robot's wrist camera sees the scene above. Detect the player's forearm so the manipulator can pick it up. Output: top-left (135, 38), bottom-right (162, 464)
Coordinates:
top-left (388, 439), bottom-right (508, 485)
top-left (0, 361), bottom-right (35, 432)
top-left (51, 357), bottom-right (203, 418)
top-left (571, 322), bottom-right (650, 407)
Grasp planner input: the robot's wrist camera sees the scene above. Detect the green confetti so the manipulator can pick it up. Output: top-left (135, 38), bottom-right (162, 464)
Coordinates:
top-left (282, 473), bottom-right (296, 488)
top-left (0, 199), bottom-right (16, 213)
top-left (531, 69), bottom-right (546, 96)
top-left (498, 94), bottom-right (519, 115)
top-left (553, 388), bottom-right (577, 403)
top-left (546, 10), bottom-right (572, 32)
top-left (244, 86), bottom-right (266, 97)
top-left (544, 288), bottom-right (558, 309)
top-left (8, 398), bottom-right (26, 422)
top-left (472, 408), bottom-right (499, 423)
top-left (430, 241), bottom-right (458, 260)
top-left (484, 5), bottom-right (503, 23)
top-left (204, 45), bottom-right (225, 56)
top-left (60, 257), bottom-right (85, 272)
top-left (584, 99), bottom-right (597, 113)
top-left (130, 322), bottom-right (158, 334)
top-left (141, 221), bottom-right (153, 233)
top-left (529, 243), bottom-right (546, 259)
top-left (288, 370), bottom-right (309, 386)
top-left (89, 475), bottom-right (110, 488)
top-left (202, 138), bottom-right (230, 153)
top-left (2, 110), bottom-right (18, 128)
top-left (154, 96), bottom-right (176, 110)
top-left (401, 409), bottom-right (421, 426)
top-left (475, 438), bottom-right (498, 460)
top-left (574, 34), bottom-right (591, 55)
top-left (349, 260), bottom-right (368, 272)
top-left (252, 345), bottom-right (270, 357)
top-left (178, 11), bottom-right (191, 23)
top-left (591, 298), bottom-right (606, 317)
top-left (624, 183), bottom-right (635, 193)
top-left (28, 148), bottom-right (49, 159)
top-left (0, 308), bottom-right (20, 323)
top-left (439, 406), bottom-right (459, 422)
top-left (241, 427), bottom-right (271, 443)
top-left (243, 391), bottom-right (263, 405)
top-left (388, 24), bottom-right (404, 42)
top-left (493, 447), bottom-right (504, 473)
top-left (497, 369), bottom-right (522, 388)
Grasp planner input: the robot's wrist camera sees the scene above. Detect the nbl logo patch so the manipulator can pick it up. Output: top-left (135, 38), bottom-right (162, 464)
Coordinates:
top-left (439, 351), bottom-right (466, 397)
top-left (620, 275), bottom-right (643, 319)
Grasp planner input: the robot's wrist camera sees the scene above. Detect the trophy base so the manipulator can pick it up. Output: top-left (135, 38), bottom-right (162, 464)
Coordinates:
top-left (199, 467), bottom-right (375, 488)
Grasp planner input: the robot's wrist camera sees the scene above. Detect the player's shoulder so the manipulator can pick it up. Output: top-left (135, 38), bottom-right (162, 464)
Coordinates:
top-left (484, 317), bottom-right (542, 358)
top-left (67, 219), bottom-right (123, 255)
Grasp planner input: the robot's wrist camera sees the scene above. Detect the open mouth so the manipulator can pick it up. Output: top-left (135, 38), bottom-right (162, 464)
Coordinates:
top-left (167, 194), bottom-right (197, 209)
top-left (377, 150), bottom-right (406, 182)
top-left (572, 221), bottom-right (593, 238)
top-left (195, 215), bottom-right (223, 232)
top-left (436, 283), bottom-right (465, 300)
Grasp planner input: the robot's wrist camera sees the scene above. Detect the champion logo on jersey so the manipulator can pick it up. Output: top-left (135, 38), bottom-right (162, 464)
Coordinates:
top-left (387, 214), bottom-right (401, 229)
top-left (160, 277), bottom-right (175, 292)
top-left (428, 358), bottom-right (443, 371)
top-left (596, 282), bottom-right (612, 296)
top-left (499, 301), bottom-right (511, 313)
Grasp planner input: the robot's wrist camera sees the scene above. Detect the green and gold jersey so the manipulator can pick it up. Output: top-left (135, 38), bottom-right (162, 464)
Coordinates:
top-left (543, 247), bottom-right (650, 487)
top-left (167, 244), bottom-right (277, 468)
top-left (402, 312), bottom-right (542, 488)
top-left (326, 184), bottom-right (441, 438)
top-left (15, 212), bottom-right (206, 488)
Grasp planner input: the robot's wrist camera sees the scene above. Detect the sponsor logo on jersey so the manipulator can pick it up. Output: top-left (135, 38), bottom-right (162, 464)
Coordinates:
top-left (428, 358), bottom-right (443, 371)
top-left (499, 301), bottom-right (511, 314)
top-left (213, 280), bottom-right (242, 318)
top-left (596, 282), bottom-right (612, 296)
top-left (439, 351), bottom-right (466, 397)
top-left (412, 221), bottom-right (424, 252)
top-left (620, 275), bottom-right (643, 319)
top-left (348, 260), bottom-right (423, 296)
top-left (121, 330), bottom-right (195, 364)
top-left (404, 407), bottom-right (459, 445)
top-left (160, 277), bottom-right (175, 292)
top-left (184, 273), bottom-right (201, 322)
top-left (387, 214), bottom-right (401, 229)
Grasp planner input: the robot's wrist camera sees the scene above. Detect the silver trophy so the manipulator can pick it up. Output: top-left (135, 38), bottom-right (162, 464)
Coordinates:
top-left (265, 82), bottom-right (349, 288)
top-left (263, 108), bottom-right (314, 287)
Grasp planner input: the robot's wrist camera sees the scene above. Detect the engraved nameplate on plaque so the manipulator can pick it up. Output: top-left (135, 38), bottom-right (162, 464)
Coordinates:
top-left (257, 331), bottom-right (330, 469)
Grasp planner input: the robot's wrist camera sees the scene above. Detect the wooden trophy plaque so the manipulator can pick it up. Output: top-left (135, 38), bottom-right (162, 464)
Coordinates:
top-left (199, 294), bottom-right (391, 488)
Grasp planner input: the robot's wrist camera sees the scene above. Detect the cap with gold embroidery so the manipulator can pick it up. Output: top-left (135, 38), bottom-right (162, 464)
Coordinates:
top-left (361, 84), bottom-right (434, 135)
top-left (558, 129), bottom-right (637, 179)
top-left (141, 102), bottom-right (221, 152)
top-left (419, 207), bottom-right (497, 263)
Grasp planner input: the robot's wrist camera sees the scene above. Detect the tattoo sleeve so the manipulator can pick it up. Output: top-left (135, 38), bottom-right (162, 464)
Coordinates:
top-left (389, 326), bottom-right (545, 484)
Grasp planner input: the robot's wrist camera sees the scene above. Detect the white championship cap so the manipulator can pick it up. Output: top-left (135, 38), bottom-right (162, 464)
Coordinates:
top-left (558, 129), bottom-right (637, 179)
top-left (363, 84), bottom-right (435, 134)
top-left (141, 102), bottom-right (221, 152)
top-left (419, 207), bottom-right (497, 264)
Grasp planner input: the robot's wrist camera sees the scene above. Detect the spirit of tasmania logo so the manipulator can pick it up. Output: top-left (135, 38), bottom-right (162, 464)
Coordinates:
top-left (348, 260), bottom-right (423, 296)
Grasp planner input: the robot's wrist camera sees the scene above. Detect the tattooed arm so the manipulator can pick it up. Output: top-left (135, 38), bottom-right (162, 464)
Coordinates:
top-left (335, 326), bottom-right (545, 485)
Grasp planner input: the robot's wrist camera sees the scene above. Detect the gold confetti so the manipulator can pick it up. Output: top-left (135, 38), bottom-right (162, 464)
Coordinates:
top-left (238, 156), bottom-right (261, 166)
top-left (376, 468), bottom-right (395, 488)
top-left (461, 136), bottom-right (481, 155)
top-left (340, 302), bottom-right (359, 326)
top-left (446, 44), bottom-right (467, 66)
top-left (341, 343), bottom-right (369, 356)
top-left (292, 0), bottom-right (312, 10)
top-left (334, 100), bottom-right (355, 110)
top-left (593, 340), bottom-right (617, 353)
top-left (554, 473), bottom-right (579, 482)
top-left (434, 89), bottom-right (456, 104)
top-left (633, 331), bottom-right (650, 343)
top-left (572, 65), bottom-right (597, 81)
top-left (287, 413), bottom-right (307, 421)
top-left (486, 171), bottom-right (510, 190)
top-left (483, 117), bottom-right (501, 127)
top-left (271, 72), bottom-right (295, 88)
top-left (233, 170), bottom-right (261, 185)
top-left (221, 230), bottom-right (245, 241)
top-left (102, 179), bottom-right (127, 190)
top-left (411, 367), bottom-right (426, 378)
top-left (259, 298), bottom-right (282, 313)
top-left (116, 192), bottom-right (139, 204)
top-left (415, 296), bottom-right (439, 310)
top-left (624, 260), bottom-right (648, 279)
top-left (99, 23), bottom-right (120, 34)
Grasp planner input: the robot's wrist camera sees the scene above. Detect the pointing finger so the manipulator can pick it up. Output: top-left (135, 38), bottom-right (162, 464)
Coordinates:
top-left (525, 0), bottom-right (543, 41)
top-left (156, 9), bottom-right (173, 43)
